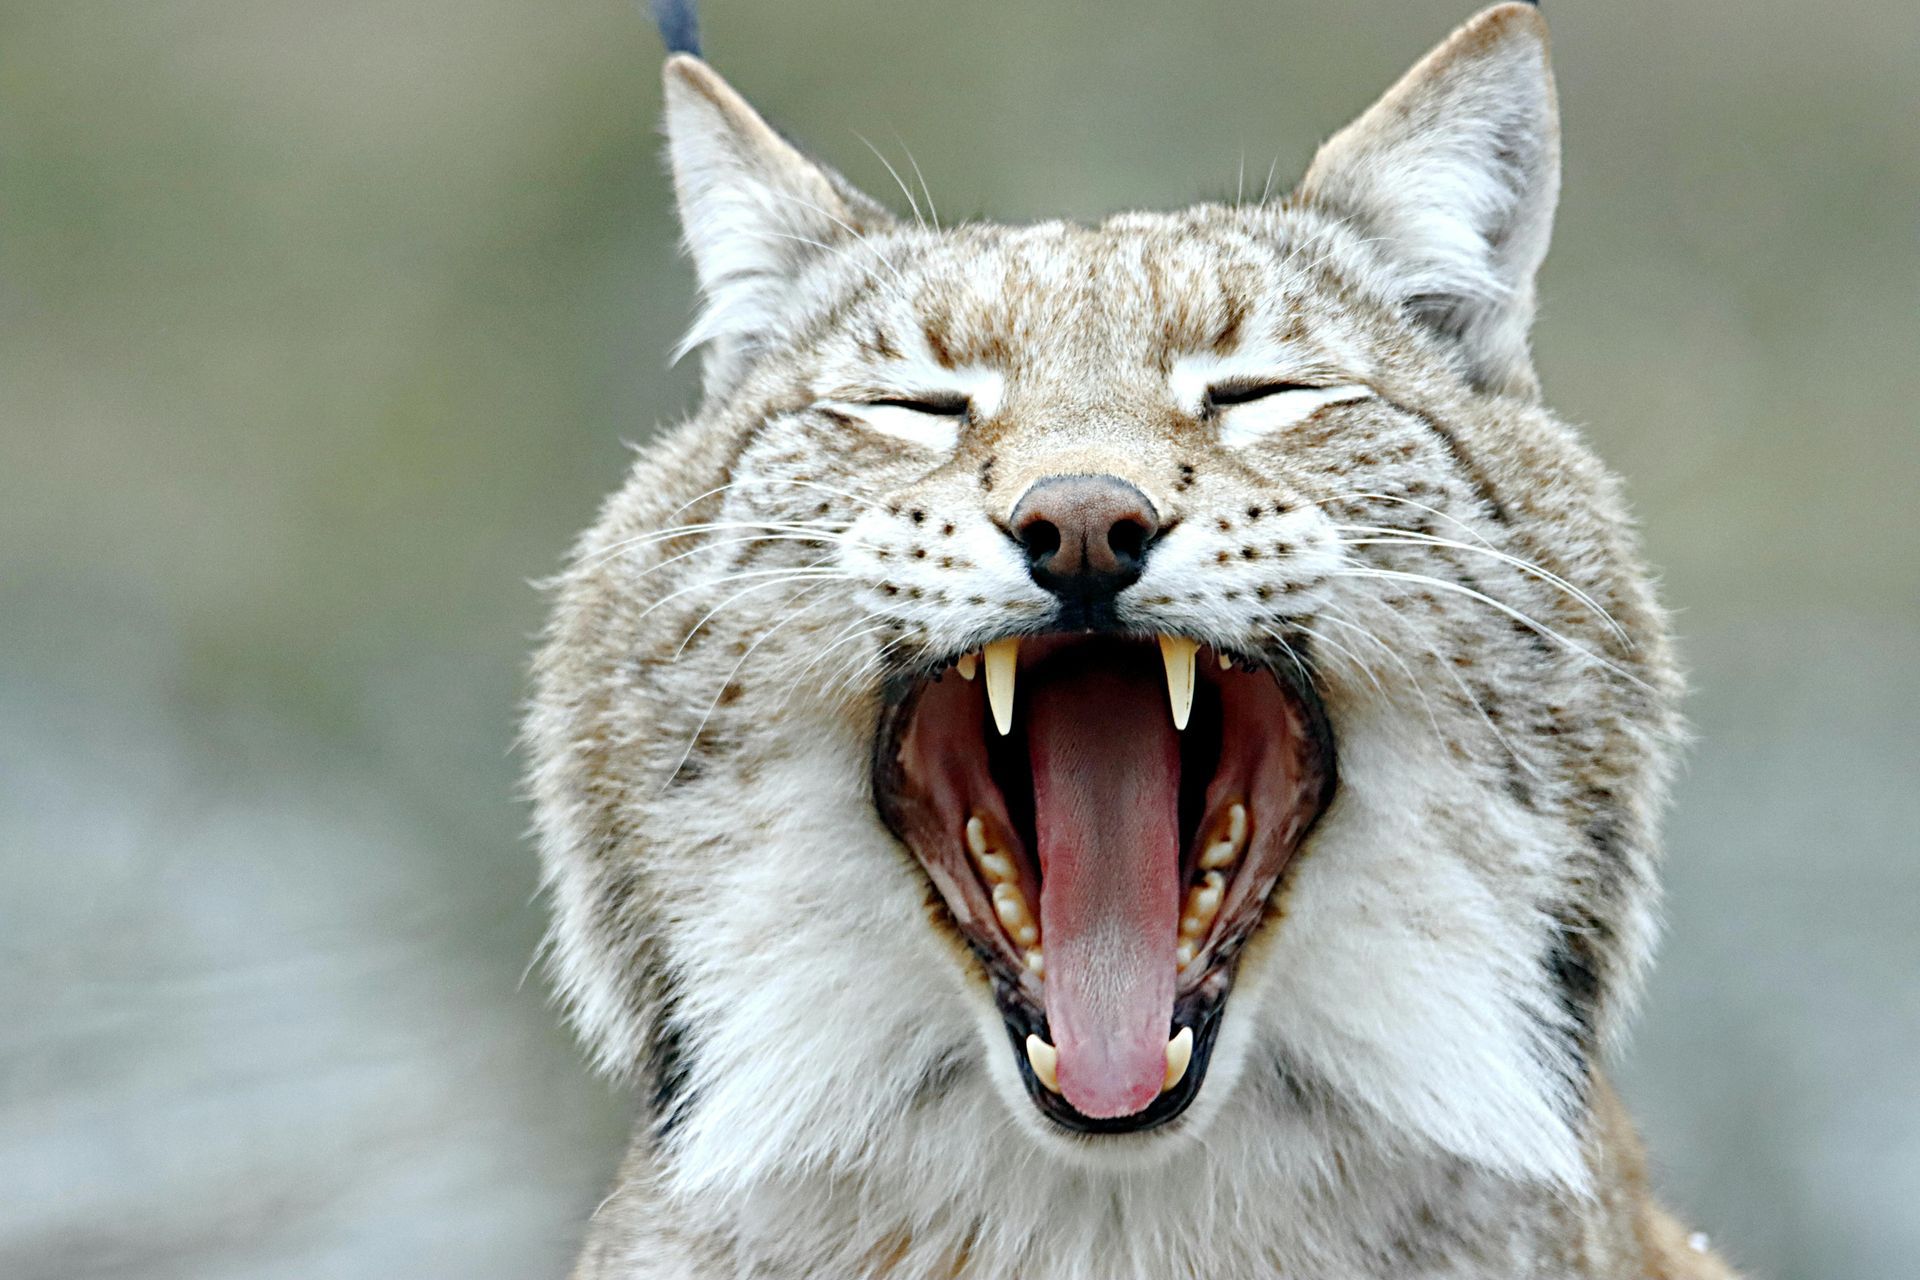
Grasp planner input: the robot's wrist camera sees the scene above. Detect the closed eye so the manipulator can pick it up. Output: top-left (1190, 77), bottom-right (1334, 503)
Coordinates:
top-left (1204, 381), bottom-right (1374, 447)
top-left (864, 393), bottom-right (971, 417)
top-left (823, 391), bottom-right (973, 450)
top-left (1203, 380), bottom-right (1321, 411)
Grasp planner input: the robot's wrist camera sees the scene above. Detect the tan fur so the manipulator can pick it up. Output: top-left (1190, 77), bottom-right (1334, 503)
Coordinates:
top-left (526, 6), bottom-right (1736, 1276)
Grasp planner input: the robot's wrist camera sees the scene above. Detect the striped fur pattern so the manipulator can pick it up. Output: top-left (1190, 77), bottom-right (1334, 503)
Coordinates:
top-left (525, 6), bottom-right (1735, 1276)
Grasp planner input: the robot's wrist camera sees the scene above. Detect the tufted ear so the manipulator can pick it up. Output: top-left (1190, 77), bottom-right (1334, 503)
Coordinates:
top-left (1295, 3), bottom-right (1559, 399)
top-left (661, 55), bottom-right (894, 395)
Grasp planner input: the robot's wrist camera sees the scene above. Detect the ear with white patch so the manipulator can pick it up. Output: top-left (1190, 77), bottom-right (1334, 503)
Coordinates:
top-left (661, 55), bottom-right (893, 394)
top-left (1295, 3), bottom-right (1559, 399)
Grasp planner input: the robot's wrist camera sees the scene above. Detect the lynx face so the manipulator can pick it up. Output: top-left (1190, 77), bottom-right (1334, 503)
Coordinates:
top-left (528, 0), bottom-right (1682, 1242)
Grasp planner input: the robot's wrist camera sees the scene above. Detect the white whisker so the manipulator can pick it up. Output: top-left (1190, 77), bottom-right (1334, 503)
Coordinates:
top-left (893, 130), bottom-right (940, 231)
top-left (854, 132), bottom-right (927, 230)
top-left (659, 582), bottom-right (850, 792)
top-left (1328, 566), bottom-right (1649, 691)
top-left (1333, 527), bottom-right (1629, 645)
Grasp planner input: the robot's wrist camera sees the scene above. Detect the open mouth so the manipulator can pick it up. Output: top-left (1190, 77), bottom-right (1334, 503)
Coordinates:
top-left (873, 633), bottom-right (1335, 1133)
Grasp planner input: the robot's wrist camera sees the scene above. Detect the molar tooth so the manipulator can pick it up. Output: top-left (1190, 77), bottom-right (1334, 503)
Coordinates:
top-left (1025, 1034), bottom-right (1060, 1092)
top-left (955, 652), bottom-right (978, 681)
top-left (1180, 872), bottom-right (1226, 939)
top-left (1195, 870), bottom-right (1225, 916)
top-left (984, 638), bottom-right (1020, 735)
top-left (1157, 635), bottom-right (1198, 731)
top-left (977, 851), bottom-right (1017, 885)
top-left (1163, 1027), bottom-right (1194, 1092)
top-left (992, 882), bottom-right (1038, 947)
top-left (1200, 801), bottom-right (1247, 869)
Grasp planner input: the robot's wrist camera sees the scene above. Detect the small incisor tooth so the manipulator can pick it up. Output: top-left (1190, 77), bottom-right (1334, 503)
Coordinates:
top-left (1157, 635), bottom-right (1198, 730)
top-left (1218, 652), bottom-right (1234, 670)
top-left (1175, 939), bottom-right (1196, 970)
top-left (984, 638), bottom-right (1020, 735)
top-left (1026, 1034), bottom-right (1060, 1092)
top-left (1024, 949), bottom-right (1045, 977)
top-left (955, 652), bottom-right (978, 681)
top-left (1163, 1026), bottom-right (1194, 1092)
top-left (964, 816), bottom-right (990, 860)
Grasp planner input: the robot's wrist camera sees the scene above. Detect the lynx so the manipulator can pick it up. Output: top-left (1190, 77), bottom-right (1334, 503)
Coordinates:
top-left (524, 5), bottom-right (1736, 1276)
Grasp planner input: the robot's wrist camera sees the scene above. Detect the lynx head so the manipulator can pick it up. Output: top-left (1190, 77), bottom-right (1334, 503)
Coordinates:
top-left (527, 0), bottom-right (1681, 1247)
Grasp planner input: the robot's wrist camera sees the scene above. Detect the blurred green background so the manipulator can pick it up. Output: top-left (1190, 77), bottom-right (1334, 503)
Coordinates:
top-left (2, 1), bottom-right (1914, 1276)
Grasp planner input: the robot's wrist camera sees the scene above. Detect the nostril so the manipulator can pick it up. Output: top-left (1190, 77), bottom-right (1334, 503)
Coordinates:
top-left (1023, 518), bottom-right (1062, 563)
top-left (1107, 517), bottom-right (1150, 566)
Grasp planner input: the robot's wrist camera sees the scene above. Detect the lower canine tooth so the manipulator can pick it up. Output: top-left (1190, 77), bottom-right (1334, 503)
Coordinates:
top-left (1163, 1027), bottom-right (1194, 1092)
top-left (1026, 1034), bottom-right (1060, 1092)
top-left (984, 638), bottom-right (1020, 735)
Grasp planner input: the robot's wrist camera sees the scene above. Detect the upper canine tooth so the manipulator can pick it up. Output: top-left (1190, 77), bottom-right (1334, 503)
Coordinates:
top-left (1026, 1034), bottom-right (1061, 1092)
top-left (1158, 635), bottom-right (1198, 731)
top-left (1163, 1026), bottom-right (1194, 1092)
top-left (984, 638), bottom-right (1020, 735)
top-left (955, 652), bottom-right (978, 681)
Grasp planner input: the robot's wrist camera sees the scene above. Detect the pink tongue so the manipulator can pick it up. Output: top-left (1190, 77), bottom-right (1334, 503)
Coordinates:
top-left (1027, 662), bottom-right (1181, 1118)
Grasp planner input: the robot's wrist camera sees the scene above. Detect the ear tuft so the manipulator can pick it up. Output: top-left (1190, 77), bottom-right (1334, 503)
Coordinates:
top-left (661, 57), bottom-right (892, 395)
top-left (1296, 4), bottom-right (1559, 398)
top-left (649, 0), bottom-right (701, 56)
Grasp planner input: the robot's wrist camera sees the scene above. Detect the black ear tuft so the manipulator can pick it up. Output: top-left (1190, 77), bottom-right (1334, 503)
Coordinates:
top-left (650, 0), bottom-right (701, 56)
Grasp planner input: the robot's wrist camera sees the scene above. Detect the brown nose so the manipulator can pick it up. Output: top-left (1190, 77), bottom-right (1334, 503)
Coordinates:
top-left (1010, 474), bottom-right (1162, 609)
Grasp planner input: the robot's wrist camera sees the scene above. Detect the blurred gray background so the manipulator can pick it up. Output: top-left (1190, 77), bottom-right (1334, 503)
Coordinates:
top-left (3, 1), bottom-right (1915, 1276)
